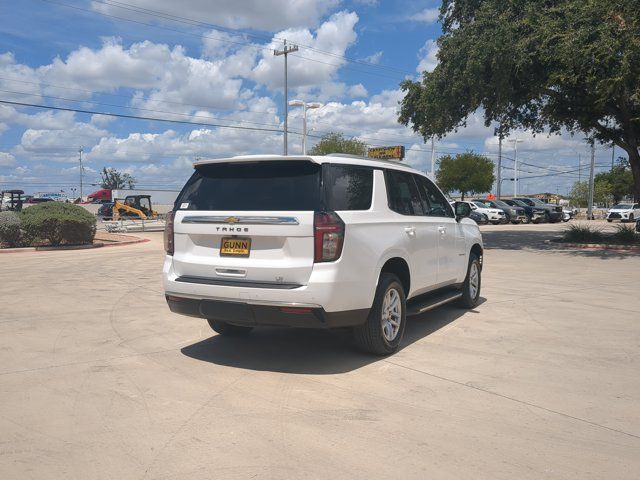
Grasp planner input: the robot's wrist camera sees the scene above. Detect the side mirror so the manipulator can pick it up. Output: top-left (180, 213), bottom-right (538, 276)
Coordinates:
top-left (454, 201), bottom-right (471, 221)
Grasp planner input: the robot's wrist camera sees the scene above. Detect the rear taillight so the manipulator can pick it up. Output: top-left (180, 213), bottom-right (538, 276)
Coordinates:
top-left (164, 211), bottom-right (175, 255)
top-left (314, 211), bottom-right (345, 263)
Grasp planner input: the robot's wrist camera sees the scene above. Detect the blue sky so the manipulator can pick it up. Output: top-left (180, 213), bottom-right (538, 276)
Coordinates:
top-left (0, 0), bottom-right (619, 197)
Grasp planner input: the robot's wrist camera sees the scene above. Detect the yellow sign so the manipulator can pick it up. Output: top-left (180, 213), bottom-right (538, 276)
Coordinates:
top-left (220, 237), bottom-right (251, 257)
top-left (368, 146), bottom-right (405, 160)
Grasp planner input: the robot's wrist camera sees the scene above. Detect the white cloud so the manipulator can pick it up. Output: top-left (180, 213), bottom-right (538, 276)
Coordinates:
top-left (348, 83), bottom-right (368, 98)
top-left (0, 104), bottom-right (76, 130)
top-left (90, 0), bottom-right (340, 31)
top-left (363, 51), bottom-right (383, 64)
top-left (417, 40), bottom-right (439, 73)
top-left (411, 8), bottom-right (440, 24)
top-left (252, 11), bottom-right (359, 90)
top-left (0, 152), bottom-right (16, 167)
top-left (18, 123), bottom-right (108, 162)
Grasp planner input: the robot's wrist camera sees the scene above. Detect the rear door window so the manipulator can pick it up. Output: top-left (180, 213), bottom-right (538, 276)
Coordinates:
top-left (384, 170), bottom-right (425, 215)
top-left (414, 175), bottom-right (455, 218)
top-left (176, 161), bottom-right (321, 211)
top-left (324, 164), bottom-right (373, 211)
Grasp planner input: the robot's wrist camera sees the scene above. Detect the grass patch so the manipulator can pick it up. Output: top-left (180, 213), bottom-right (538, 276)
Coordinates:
top-left (613, 224), bottom-right (638, 244)
top-left (561, 222), bottom-right (639, 245)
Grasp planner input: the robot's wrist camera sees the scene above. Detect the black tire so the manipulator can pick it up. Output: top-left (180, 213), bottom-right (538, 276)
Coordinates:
top-left (207, 319), bottom-right (253, 336)
top-left (458, 254), bottom-right (481, 309)
top-left (522, 215), bottom-right (531, 224)
top-left (630, 214), bottom-right (635, 223)
top-left (544, 212), bottom-right (550, 223)
top-left (353, 273), bottom-right (406, 356)
top-left (607, 219), bottom-right (612, 223)
top-left (490, 220), bottom-right (501, 225)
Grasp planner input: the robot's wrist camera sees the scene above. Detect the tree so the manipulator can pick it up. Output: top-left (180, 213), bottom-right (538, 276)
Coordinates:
top-left (308, 132), bottom-right (367, 156)
top-left (100, 167), bottom-right (136, 190)
top-left (435, 152), bottom-right (495, 200)
top-left (569, 180), bottom-right (613, 207)
top-left (594, 159), bottom-right (635, 203)
top-left (399, 0), bottom-right (640, 201)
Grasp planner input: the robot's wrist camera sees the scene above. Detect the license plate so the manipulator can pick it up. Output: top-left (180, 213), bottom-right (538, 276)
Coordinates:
top-left (220, 237), bottom-right (251, 257)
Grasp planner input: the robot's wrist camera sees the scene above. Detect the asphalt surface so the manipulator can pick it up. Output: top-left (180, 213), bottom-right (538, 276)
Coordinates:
top-left (1, 221), bottom-right (639, 479)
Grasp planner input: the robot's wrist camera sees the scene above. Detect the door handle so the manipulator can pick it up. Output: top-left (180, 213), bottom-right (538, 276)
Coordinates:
top-left (404, 226), bottom-right (416, 236)
top-left (438, 226), bottom-right (447, 234)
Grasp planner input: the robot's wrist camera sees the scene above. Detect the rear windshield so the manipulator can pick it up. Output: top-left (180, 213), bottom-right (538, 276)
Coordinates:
top-left (177, 161), bottom-right (322, 211)
top-left (176, 161), bottom-right (374, 211)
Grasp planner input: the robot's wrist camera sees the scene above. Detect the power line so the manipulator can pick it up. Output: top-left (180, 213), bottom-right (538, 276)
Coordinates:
top-left (0, 99), bottom-right (292, 134)
top-left (0, 88), bottom-right (289, 131)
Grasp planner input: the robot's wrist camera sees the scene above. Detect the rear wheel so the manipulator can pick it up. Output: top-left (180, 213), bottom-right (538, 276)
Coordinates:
top-left (458, 254), bottom-right (481, 309)
top-left (354, 273), bottom-right (406, 356)
top-left (207, 319), bottom-right (253, 336)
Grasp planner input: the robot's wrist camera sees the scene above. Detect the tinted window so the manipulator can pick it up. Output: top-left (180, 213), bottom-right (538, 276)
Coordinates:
top-left (385, 170), bottom-right (425, 215)
top-left (177, 161), bottom-right (321, 211)
top-left (324, 165), bottom-right (373, 210)
top-left (414, 175), bottom-right (454, 217)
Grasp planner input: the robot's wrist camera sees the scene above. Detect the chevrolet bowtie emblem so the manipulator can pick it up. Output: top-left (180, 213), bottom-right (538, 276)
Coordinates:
top-left (224, 216), bottom-right (241, 223)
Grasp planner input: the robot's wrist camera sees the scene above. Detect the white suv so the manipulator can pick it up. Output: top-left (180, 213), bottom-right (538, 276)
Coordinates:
top-left (606, 203), bottom-right (640, 223)
top-left (163, 155), bottom-right (483, 355)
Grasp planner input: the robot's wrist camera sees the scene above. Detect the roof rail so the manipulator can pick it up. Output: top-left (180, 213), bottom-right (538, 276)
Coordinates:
top-left (327, 153), bottom-right (370, 160)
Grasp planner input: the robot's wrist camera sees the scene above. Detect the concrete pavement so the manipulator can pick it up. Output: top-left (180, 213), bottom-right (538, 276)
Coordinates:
top-left (1, 224), bottom-right (638, 479)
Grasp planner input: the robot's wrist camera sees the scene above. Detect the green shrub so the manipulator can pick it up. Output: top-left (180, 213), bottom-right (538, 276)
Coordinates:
top-left (562, 223), bottom-right (604, 243)
top-left (613, 224), bottom-right (638, 244)
top-left (0, 211), bottom-right (22, 247)
top-left (21, 203), bottom-right (96, 246)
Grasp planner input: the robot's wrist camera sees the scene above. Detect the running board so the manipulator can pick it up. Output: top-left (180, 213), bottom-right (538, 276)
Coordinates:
top-left (407, 290), bottom-right (462, 316)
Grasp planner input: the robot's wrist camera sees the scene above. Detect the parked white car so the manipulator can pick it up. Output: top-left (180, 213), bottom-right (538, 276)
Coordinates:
top-left (163, 154), bottom-right (484, 355)
top-left (470, 201), bottom-right (507, 225)
top-left (606, 203), bottom-right (640, 223)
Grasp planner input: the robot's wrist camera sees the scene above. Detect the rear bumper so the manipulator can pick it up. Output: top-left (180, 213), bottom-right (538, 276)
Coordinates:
top-left (166, 295), bottom-right (369, 328)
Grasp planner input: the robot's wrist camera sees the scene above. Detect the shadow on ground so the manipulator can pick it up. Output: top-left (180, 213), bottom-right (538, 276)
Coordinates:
top-left (482, 228), bottom-right (639, 259)
top-left (181, 301), bottom-right (481, 374)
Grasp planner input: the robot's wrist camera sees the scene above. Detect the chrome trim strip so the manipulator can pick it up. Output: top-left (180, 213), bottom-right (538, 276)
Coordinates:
top-left (165, 291), bottom-right (320, 309)
top-left (181, 215), bottom-right (299, 225)
top-left (416, 293), bottom-right (462, 314)
top-left (176, 275), bottom-right (303, 290)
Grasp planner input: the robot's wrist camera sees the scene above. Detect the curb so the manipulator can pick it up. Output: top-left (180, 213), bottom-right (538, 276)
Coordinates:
top-left (0, 236), bottom-right (149, 254)
top-left (546, 240), bottom-right (640, 253)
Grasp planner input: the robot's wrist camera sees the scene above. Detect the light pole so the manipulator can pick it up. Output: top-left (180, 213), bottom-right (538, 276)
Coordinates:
top-left (288, 100), bottom-right (322, 155)
top-left (78, 146), bottom-right (84, 200)
top-left (507, 139), bottom-right (523, 197)
top-left (494, 127), bottom-right (504, 198)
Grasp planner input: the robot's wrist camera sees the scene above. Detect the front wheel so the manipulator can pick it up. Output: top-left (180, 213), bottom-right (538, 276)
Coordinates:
top-left (207, 319), bottom-right (253, 336)
top-left (458, 254), bottom-right (481, 309)
top-left (354, 273), bottom-right (406, 356)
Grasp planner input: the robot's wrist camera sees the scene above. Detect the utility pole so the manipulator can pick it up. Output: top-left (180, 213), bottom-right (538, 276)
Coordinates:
top-left (430, 136), bottom-right (436, 179)
top-left (494, 127), bottom-right (503, 198)
top-left (274, 39), bottom-right (298, 155)
top-left (611, 143), bottom-right (615, 171)
top-left (78, 146), bottom-right (83, 200)
top-left (508, 138), bottom-right (523, 197)
top-left (587, 144), bottom-right (596, 220)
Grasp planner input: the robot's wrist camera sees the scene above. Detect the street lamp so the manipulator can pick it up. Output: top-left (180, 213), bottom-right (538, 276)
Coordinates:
top-left (288, 100), bottom-right (322, 155)
top-left (507, 139), bottom-right (524, 197)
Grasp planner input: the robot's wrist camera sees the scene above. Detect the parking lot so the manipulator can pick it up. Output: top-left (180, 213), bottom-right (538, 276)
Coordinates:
top-left (1, 222), bottom-right (639, 479)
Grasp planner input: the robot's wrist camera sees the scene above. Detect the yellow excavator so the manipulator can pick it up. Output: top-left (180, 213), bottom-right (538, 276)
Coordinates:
top-left (112, 195), bottom-right (158, 220)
